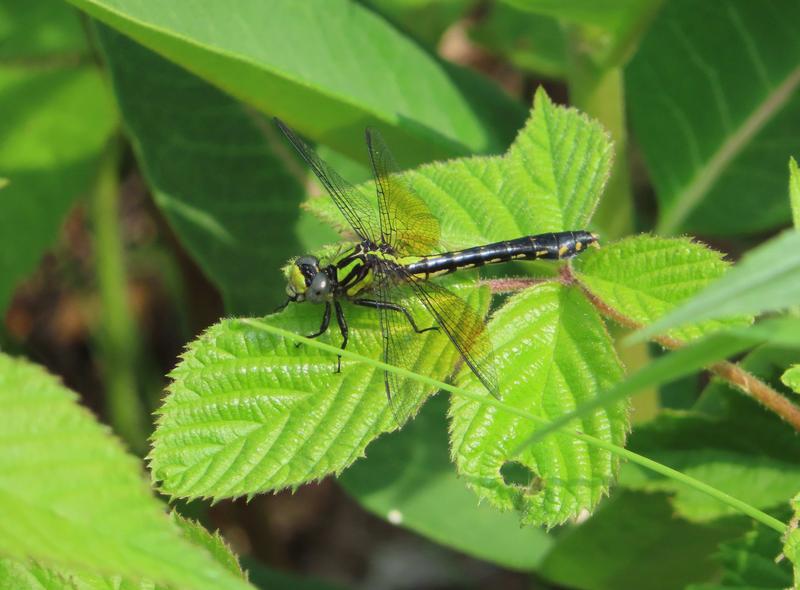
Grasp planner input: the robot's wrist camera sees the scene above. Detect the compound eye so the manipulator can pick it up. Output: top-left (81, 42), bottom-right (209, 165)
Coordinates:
top-left (308, 273), bottom-right (330, 302)
top-left (295, 256), bottom-right (320, 287)
top-left (296, 255), bottom-right (318, 265)
top-left (300, 267), bottom-right (314, 287)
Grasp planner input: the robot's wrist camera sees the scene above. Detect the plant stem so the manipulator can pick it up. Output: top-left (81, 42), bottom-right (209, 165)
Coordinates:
top-left (566, 47), bottom-right (633, 239)
top-left (91, 142), bottom-right (148, 454)
top-left (582, 283), bottom-right (800, 431)
top-left (244, 318), bottom-right (787, 535)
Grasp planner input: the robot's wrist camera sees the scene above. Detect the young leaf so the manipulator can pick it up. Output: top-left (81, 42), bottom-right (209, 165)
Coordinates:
top-left (95, 25), bottom-right (305, 315)
top-left (169, 514), bottom-right (244, 579)
top-left (0, 1), bottom-right (116, 313)
top-left (786, 493), bottom-right (800, 588)
top-left (631, 231), bottom-right (800, 343)
top-left (686, 522), bottom-right (792, 590)
top-left (628, 0), bottom-right (800, 234)
top-left (65, 0), bottom-right (523, 165)
top-left (506, 89), bottom-right (612, 230)
top-left (782, 365), bottom-right (800, 394)
top-left (339, 395), bottom-right (554, 570)
top-left (450, 282), bottom-right (628, 527)
top-left (309, 88), bottom-right (613, 249)
top-left (149, 285), bottom-right (490, 500)
top-left (573, 234), bottom-right (751, 343)
top-left (0, 354), bottom-right (252, 590)
top-left (791, 157), bottom-right (800, 230)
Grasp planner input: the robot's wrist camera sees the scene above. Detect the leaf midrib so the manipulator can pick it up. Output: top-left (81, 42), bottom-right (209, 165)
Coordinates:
top-left (657, 64), bottom-right (800, 233)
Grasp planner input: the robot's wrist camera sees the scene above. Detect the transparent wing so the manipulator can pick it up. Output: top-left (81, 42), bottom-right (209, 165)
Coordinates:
top-left (373, 270), bottom-right (423, 426)
top-left (275, 118), bottom-right (380, 242)
top-left (400, 270), bottom-right (499, 399)
top-left (372, 264), bottom-right (498, 427)
top-left (365, 127), bottom-right (441, 255)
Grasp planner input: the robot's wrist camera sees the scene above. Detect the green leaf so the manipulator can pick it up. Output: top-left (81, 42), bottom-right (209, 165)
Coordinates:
top-left (0, 354), bottom-right (252, 590)
top-left (0, 0), bottom-right (86, 59)
top-left (791, 157), bottom-right (800, 230)
top-left (95, 25), bottom-right (304, 315)
top-left (623, 347), bottom-right (800, 524)
top-left (0, 558), bottom-right (81, 590)
top-left (506, 89), bottom-right (612, 230)
top-left (66, 0), bottom-right (523, 165)
top-left (628, 0), bottom-right (800, 235)
top-left (782, 365), bottom-right (800, 394)
top-left (0, 514), bottom-right (250, 590)
top-left (469, 5), bottom-right (567, 78)
top-left (339, 394), bottom-right (554, 570)
top-left (686, 522), bottom-right (792, 590)
top-left (149, 284), bottom-right (490, 500)
top-left (620, 408), bottom-right (800, 522)
top-left (539, 491), bottom-right (746, 590)
top-left (786, 493), bottom-right (800, 588)
top-left (169, 514), bottom-right (244, 579)
top-left (631, 231), bottom-right (800, 343)
top-left (574, 234), bottom-right (751, 343)
top-left (0, 0), bottom-right (116, 314)
top-left (308, 87), bottom-right (613, 249)
top-left (450, 282), bottom-right (628, 527)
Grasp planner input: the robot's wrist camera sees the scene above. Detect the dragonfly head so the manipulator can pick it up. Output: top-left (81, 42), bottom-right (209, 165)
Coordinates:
top-left (285, 255), bottom-right (332, 304)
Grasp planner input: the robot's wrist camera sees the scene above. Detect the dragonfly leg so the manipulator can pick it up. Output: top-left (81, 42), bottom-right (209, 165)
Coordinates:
top-left (334, 300), bottom-right (348, 373)
top-left (298, 301), bottom-right (331, 348)
top-left (273, 297), bottom-right (292, 313)
top-left (353, 299), bottom-right (438, 333)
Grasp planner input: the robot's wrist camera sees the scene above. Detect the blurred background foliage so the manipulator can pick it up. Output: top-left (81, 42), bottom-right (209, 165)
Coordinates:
top-left (1, 0), bottom-right (799, 588)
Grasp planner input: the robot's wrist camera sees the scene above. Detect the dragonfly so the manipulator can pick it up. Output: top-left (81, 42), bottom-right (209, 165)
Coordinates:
top-left (275, 119), bottom-right (597, 425)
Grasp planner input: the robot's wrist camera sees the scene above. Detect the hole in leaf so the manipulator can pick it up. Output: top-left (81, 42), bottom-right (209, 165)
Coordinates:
top-left (500, 461), bottom-right (537, 488)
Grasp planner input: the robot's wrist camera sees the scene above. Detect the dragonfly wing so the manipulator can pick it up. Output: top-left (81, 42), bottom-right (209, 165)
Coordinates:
top-left (374, 270), bottom-right (415, 426)
top-left (400, 270), bottom-right (499, 399)
top-left (371, 266), bottom-right (438, 426)
top-left (275, 118), bottom-right (380, 242)
top-left (365, 127), bottom-right (441, 254)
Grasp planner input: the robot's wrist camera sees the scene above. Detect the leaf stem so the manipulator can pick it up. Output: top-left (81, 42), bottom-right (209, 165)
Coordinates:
top-left (90, 140), bottom-right (149, 454)
top-left (243, 318), bottom-right (787, 534)
top-left (580, 281), bottom-right (800, 431)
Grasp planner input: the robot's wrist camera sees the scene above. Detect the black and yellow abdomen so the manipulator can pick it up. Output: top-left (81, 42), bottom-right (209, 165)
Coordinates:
top-left (403, 231), bottom-right (597, 278)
